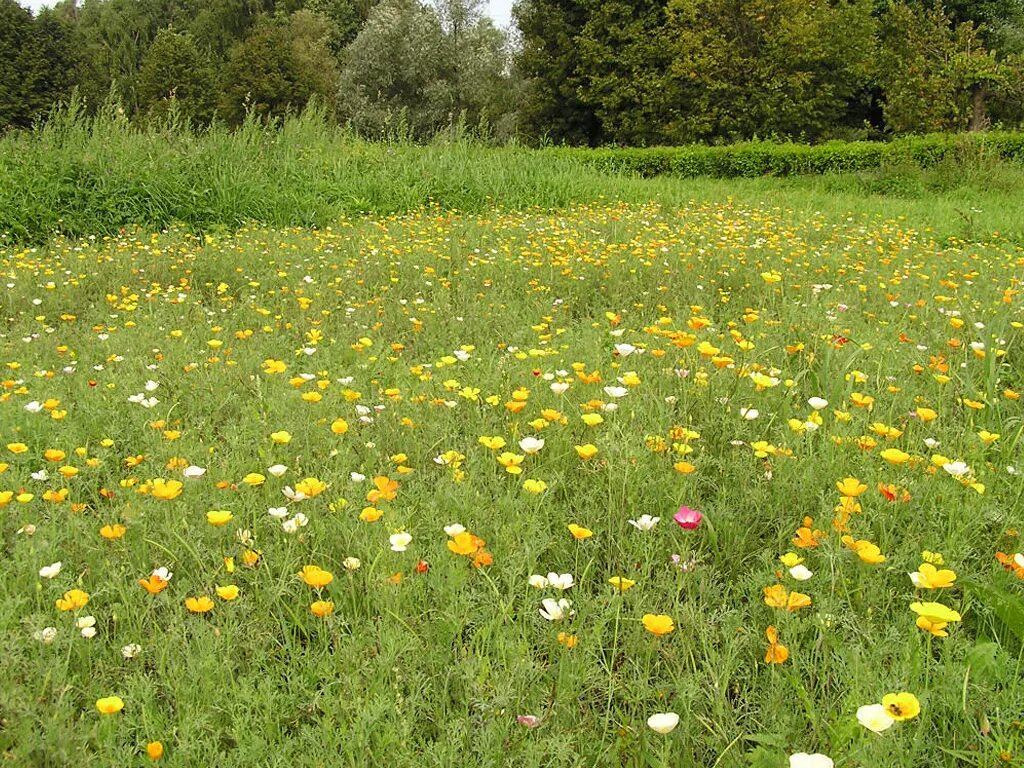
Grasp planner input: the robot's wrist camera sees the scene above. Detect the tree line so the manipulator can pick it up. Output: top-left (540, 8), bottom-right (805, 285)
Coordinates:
top-left (3, 0), bottom-right (1024, 144)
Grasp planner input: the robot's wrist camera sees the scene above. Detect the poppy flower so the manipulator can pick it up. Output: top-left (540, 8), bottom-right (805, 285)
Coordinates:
top-left (673, 506), bottom-right (702, 529)
top-left (215, 585), bottom-right (239, 601)
top-left (857, 704), bottom-right (894, 733)
top-left (608, 576), bottom-right (636, 591)
top-left (646, 712), bottom-right (679, 734)
top-left (641, 613), bottom-right (675, 636)
top-left (146, 741), bottom-right (164, 761)
top-left (909, 563), bottom-right (956, 589)
top-left (882, 692), bottom-right (920, 721)
top-left (910, 602), bottom-right (961, 636)
top-left (185, 596), bottom-right (214, 613)
top-left (567, 523), bottom-right (592, 540)
top-left (95, 696), bottom-right (124, 715)
top-left (764, 625), bottom-right (789, 664)
top-left (539, 598), bottom-right (573, 621)
top-left (206, 510), bottom-right (233, 526)
top-left (56, 589), bottom-right (89, 611)
top-left (789, 754), bottom-right (833, 768)
top-left (310, 600), bottom-right (335, 617)
top-left (299, 565), bottom-right (334, 588)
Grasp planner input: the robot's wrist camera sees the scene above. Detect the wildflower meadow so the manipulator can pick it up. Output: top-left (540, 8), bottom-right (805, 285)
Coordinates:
top-left (2, 195), bottom-right (1023, 766)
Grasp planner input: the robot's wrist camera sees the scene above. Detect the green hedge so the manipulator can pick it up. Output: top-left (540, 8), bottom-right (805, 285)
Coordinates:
top-left (553, 132), bottom-right (1024, 178)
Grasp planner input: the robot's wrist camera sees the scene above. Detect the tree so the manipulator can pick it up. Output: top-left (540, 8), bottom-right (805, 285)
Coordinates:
top-left (513, 0), bottom-right (601, 144)
top-left (219, 11), bottom-right (340, 124)
top-left (0, 0), bottom-right (77, 130)
top-left (137, 28), bottom-right (218, 123)
top-left (878, 3), bottom-right (1020, 132)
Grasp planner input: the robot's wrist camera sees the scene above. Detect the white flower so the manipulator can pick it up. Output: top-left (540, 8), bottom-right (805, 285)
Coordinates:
top-left (282, 518), bottom-right (299, 534)
top-left (546, 573), bottom-right (574, 590)
top-left (942, 461), bottom-right (969, 477)
top-left (39, 561), bottom-right (62, 579)
top-left (268, 506), bottom-right (289, 519)
top-left (856, 704), bottom-right (895, 733)
top-left (17, 524), bottom-right (37, 536)
top-left (628, 514), bottom-right (660, 531)
top-left (77, 616), bottom-right (97, 638)
top-left (121, 643), bottom-right (142, 659)
top-left (1015, 553), bottom-right (1024, 569)
top-left (550, 382), bottom-right (570, 395)
top-left (443, 523), bottom-right (466, 537)
top-left (614, 343), bottom-right (637, 357)
top-left (31, 469), bottom-right (49, 481)
top-left (350, 472), bottom-right (366, 482)
top-left (343, 557), bottom-right (361, 571)
top-left (519, 437), bottom-right (545, 455)
top-left (646, 712), bottom-right (679, 734)
top-left (603, 386), bottom-right (628, 398)
top-left (144, 380), bottom-right (159, 392)
top-left (453, 349), bottom-right (471, 361)
top-left (789, 753), bottom-right (834, 768)
top-left (807, 397), bottom-right (828, 410)
top-left (923, 437), bottom-right (939, 449)
top-left (151, 567), bottom-right (173, 582)
top-left (740, 407), bottom-right (759, 420)
top-left (539, 598), bottom-right (572, 621)
top-left (34, 627), bottom-right (58, 644)
top-left (789, 565), bottom-right (813, 581)
top-left (182, 465), bottom-right (207, 479)
top-left (24, 401), bottom-right (43, 413)
top-left (528, 574), bottom-right (550, 589)
top-left (267, 464), bottom-right (288, 477)
top-left (389, 532), bottom-right (413, 552)
top-left (282, 486), bottom-right (308, 502)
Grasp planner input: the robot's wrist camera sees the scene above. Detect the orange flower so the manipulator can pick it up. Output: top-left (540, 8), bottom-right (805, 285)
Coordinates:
top-left (764, 626), bottom-right (789, 664)
top-left (568, 523), bottom-right (593, 540)
top-left (146, 741), bottom-right (164, 761)
top-left (185, 596), bottom-right (214, 613)
top-left (792, 516), bottom-right (825, 548)
top-left (366, 475), bottom-right (398, 503)
top-left (642, 614), bottom-right (675, 636)
top-left (310, 600), bottom-right (335, 617)
top-left (138, 574), bottom-right (169, 595)
top-left (447, 531), bottom-right (480, 556)
top-left (299, 565), bottom-right (334, 588)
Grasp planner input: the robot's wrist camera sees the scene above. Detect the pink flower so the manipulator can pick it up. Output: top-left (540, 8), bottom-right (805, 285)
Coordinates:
top-left (673, 506), bottom-right (702, 530)
top-left (517, 714), bottom-right (542, 728)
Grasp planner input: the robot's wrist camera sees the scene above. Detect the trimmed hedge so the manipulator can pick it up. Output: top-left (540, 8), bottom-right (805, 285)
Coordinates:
top-left (552, 132), bottom-right (1024, 179)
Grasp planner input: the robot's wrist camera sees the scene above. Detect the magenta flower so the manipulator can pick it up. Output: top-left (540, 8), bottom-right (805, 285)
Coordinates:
top-left (517, 714), bottom-right (542, 728)
top-left (673, 506), bottom-right (702, 530)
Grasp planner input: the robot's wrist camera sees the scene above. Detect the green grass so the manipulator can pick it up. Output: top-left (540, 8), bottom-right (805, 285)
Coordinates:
top-left (1, 192), bottom-right (1023, 766)
top-left (3, 106), bottom-right (1024, 245)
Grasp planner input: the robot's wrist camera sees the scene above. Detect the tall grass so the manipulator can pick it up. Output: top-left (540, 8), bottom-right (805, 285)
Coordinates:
top-left (3, 103), bottom-right (1024, 244)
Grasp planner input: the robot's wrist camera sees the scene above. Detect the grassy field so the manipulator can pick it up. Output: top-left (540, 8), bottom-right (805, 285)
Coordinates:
top-left (2, 137), bottom-right (1024, 767)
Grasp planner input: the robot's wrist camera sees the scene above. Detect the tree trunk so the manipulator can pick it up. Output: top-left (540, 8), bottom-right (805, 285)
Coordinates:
top-left (969, 83), bottom-right (989, 132)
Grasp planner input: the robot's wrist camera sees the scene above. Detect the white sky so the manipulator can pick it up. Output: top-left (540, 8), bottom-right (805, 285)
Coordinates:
top-left (20, 0), bottom-right (515, 27)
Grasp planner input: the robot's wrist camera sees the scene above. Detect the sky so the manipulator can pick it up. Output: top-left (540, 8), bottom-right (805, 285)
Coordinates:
top-left (20, 0), bottom-right (516, 27)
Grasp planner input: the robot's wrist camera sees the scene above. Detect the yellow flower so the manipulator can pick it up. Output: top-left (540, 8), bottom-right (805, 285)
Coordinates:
top-left (150, 478), bottom-right (183, 500)
top-left (206, 510), bottom-right (233, 526)
top-left (779, 552), bottom-right (803, 567)
top-left (295, 476), bottom-right (327, 497)
top-left (146, 741), bottom-right (164, 760)
top-left (978, 430), bottom-right (1000, 445)
top-left (359, 506), bottom-right (383, 522)
top-left (299, 565), bottom-right (334, 588)
top-left (522, 479), bottom-right (548, 494)
top-left (581, 413), bottom-right (604, 427)
top-left (447, 532), bottom-right (480, 556)
top-left (262, 359), bottom-right (287, 374)
top-left (185, 596), bottom-right (215, 613)
top-left (100, 523), bottom-right (127, 540)
top-left (497, 452), bottom-right (525, 474)
top-left (270, 431), bottom-right (292, 445)
top-left (608, 576), bottom-right (636, 591)
top-left (56, 588), bottom-right (89, 611)
top-left (95, 696), bottom-right (124, 715)
top-left (330, 418), bottom-right (349, 435)
top-left (215, 585), bottom-right (240, 601)
top-left (242, 473), bottom-right (266, 486)
top-left (841, 535), bottom-right (886, 564)
top-left (310, 600), bottom-right (335, 617)
top-left (6, 442), bottom-right (28, 454)
top-left (882, 692), bottom-right (921, 721)
top-left (764, 625), bottom-right (789, 664)
top-left (43, 448), bottom-right (66, 462)
top-left (478, 435), bottom-right (506, 450)
top-left (642, 614), bottom-right (675, 636)
top-left (910, 562), bottom-right (957, 589)
top-left (910, 602), bottom-right (961, 636)
top-left (574, 444), bottom-right (599, 460)
top-left (879, 448), bottom-right (910, 465)
top-left (567, 523), bottom-right (592, 540)
top-left (836, 477), bottom-right (868, 497)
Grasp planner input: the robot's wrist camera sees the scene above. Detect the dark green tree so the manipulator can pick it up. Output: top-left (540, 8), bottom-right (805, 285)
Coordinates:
top-left (218, 11), bottom-right (339, 124)
top-left (513, 0), bottom-right (601, 144)
top-left (137, 28), bottom-right (218, 123)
